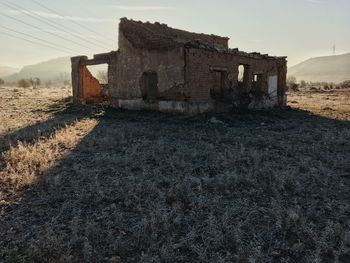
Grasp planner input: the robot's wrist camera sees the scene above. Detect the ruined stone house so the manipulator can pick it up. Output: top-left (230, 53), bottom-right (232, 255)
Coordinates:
top-left (71, 18), bottom-right (287, 114)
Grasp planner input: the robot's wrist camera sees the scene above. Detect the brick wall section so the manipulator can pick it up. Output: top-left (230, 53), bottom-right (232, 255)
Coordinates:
top-left (71, 56), bottom-right (87, 103)
top-left (109, 31), bottom-right (186, 100)
top-left (72, 18), bottom-right (287, 111)
top-left (119, 18), bottom-right (229, 50)
top-left (278, 62), bottom-right (288, 106)
top-left (72, 53), bottom-right (117, 104)
top-left (80, 66), bottom-right (101, 101)
top-left (107, 51), bottom-right (119, 91)
top-left (119, 20), bottom-right (180, 51)
top-left (185, 48), bottom-right (286, 102)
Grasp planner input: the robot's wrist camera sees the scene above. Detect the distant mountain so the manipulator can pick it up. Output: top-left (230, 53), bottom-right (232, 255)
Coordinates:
top-left (288, 53), bottom-right (350, 83)
top-left (4, 57), bottom-right (71, 82)
top-left (0, 66), bottom-right (19, 78)
top-left (4, 56), bottom-right (107, 83)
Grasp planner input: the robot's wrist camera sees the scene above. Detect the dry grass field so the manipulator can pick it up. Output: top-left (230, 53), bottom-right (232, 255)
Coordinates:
top-left (0, 86), bottom-right (350, 262)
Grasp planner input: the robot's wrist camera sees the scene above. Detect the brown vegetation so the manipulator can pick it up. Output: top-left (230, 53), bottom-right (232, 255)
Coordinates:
top-left (0, 86), bottom-right (350, 262)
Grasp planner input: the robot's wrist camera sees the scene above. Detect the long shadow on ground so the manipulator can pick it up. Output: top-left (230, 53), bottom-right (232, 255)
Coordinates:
top-left (1, 107), bottom-right (350, 262)
top-left (0, 98), bottom-right (103, 155)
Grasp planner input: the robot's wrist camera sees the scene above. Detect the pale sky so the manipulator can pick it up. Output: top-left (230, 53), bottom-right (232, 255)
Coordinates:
top-left (0, 0), bottom-right (349, 68)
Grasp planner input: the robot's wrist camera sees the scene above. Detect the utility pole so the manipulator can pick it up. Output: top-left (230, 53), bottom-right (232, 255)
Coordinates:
top-left (333, 44), bottom-right (336, 56)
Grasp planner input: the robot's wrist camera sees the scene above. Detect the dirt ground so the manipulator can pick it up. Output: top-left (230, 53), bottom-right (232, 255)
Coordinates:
top-left (0, 86), bottom-right (350, 262)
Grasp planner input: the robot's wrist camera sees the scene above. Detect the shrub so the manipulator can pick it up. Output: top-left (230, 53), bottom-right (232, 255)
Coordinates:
top-left (340, 80), bottom-right (350, 88)
top-left (287, 76), bottom-right (297, 86)
top-left (0, 78), bottom-right (5, 86)
top-left (45, 80), bottom-right (52, 88)
top-left (29, 78), bottom-right (41, 89)
top-left (287, 76), bottom-right (299, 91)
top-left (17, 79), bottom-right (31, 88)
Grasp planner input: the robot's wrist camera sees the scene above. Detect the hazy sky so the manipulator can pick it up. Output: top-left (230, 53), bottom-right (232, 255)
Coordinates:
top-left (1, 0), bottom-right (349, 68)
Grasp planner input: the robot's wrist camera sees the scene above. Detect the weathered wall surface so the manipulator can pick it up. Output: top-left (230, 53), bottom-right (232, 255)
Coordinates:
top-left (184, 48), bottom-right (287, 107)
top-left (80, 66), bottom-right (101, 102)
top-left (108, 51), bottom-right (119, 92)
top-left (277, 63), bottom-right (288, 106)
top-left (72, 18), bottom-right (287, 113)
top-left (71, 56), bottom-right (87, 104)
top-left (71, 54), bottom-right (112, 104)
top-left (109, 30), bottom-right (186, 101)
top-left (119, 18), bottom-right (229, 49)
top-left (107, 33), bottom-right (287, 112)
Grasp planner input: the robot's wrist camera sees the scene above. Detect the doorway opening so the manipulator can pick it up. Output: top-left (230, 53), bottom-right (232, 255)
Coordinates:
top-left (251, 73), bottom-right (264, 99)
top-left (141, 72), bottom-right (159, 100)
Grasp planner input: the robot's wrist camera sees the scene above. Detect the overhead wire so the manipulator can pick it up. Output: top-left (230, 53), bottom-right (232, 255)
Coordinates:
top-left (1, 30), bottom-right (76, 54)
top-left (0, 24), bottom-right (81, 54)
top-left (0, 0), bottom-right (99, 53)
top-left (29, 0), bottom-right (115, 43)
top-left (2, 0), bottom-right (111, 50)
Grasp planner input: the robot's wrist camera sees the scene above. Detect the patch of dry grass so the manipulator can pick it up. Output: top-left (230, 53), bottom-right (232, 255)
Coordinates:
top-left (0, 86), bottom-right (71, 135)
top-left (0, 87), bottom-right (350, 262)
top-left (0, 119), bottom-right (97, 205)
top-left (288, 88), bottom-right (350, 121)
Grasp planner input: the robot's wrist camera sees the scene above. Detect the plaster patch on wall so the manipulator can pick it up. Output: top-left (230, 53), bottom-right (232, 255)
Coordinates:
top-left (268, 75), bottom-right (278, 98)
top-left (159, 101), bottom-right (187, 112)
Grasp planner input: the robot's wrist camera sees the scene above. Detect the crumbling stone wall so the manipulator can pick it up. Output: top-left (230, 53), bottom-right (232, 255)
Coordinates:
top-left (72, 18), bottom-right (287, 113)
top-left (277, 63), bottom-right (288, 106)
top-left (71, 53), bottom-right (116, 104)
top-left (71, 56), bottom-right (86, 104)
top-left (108, 28), bottom-right (186, 103)
top-left (80, 66), bottom-right (101, 103)
top-left (184, 47), bottom-right (287, 108)
top-left (119, 18), bottom-right (229, 50)
top-left (107, 52), bottom-right (119, 92)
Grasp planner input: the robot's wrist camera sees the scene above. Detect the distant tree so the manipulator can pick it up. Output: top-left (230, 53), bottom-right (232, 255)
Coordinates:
top-left (300, 80), bottom-right (307, 89)
top-left (97, 70), bottom-right (108, 84)
top-left (340, 80), bottom-right (350, 88)
top-left (17, 79), bottom-right (31, 88)
top-left (45, 80), bottom-right (53, 88)
top-left (321, 82), bottom-right (334, 90)
top-left (287, 76), bottom-right (297, 86)
top-left (63, 79), bottom-right (71, 86)
top-left (30, 77), bottom-right (41, 88)
top-left (56, 72), bottom-right (70, 86)
top-left (0, 78), bottom-right (5, 86)
top-left (287, 76), bottom-right (299, 91)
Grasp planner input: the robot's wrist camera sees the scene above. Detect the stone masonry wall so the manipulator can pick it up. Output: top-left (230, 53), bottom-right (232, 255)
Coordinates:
top-left (185, 48), bottom-right (286, 107)
top-left (72, 18), bottom-right (287, 112)
top-left (119, 18), bottom-right (229, 49)
top-left (80, 66), bottom-right (101, 102)
top-left (109, 30), bottom-right (186, 101)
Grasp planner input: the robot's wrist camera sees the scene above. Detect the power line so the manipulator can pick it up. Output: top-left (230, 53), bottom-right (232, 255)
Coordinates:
top-left (0, 1), bottom-right (98, 53)
top-left (1, 30), bottom-right (75, 55)
top-left (29, 0), bottom-right (115, 42)
top-left (2, 0), bottom-right (110, 51)
top-left (0, 25), bottom-right (81, 54)
top-left (0, 0), bottom-right (96, 52)
top-left (0, 12), bottom-right (91, 55)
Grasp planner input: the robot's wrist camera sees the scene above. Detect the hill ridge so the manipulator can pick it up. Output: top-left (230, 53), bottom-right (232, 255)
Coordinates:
top-left (288, 52), bottom-right (350, 83)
